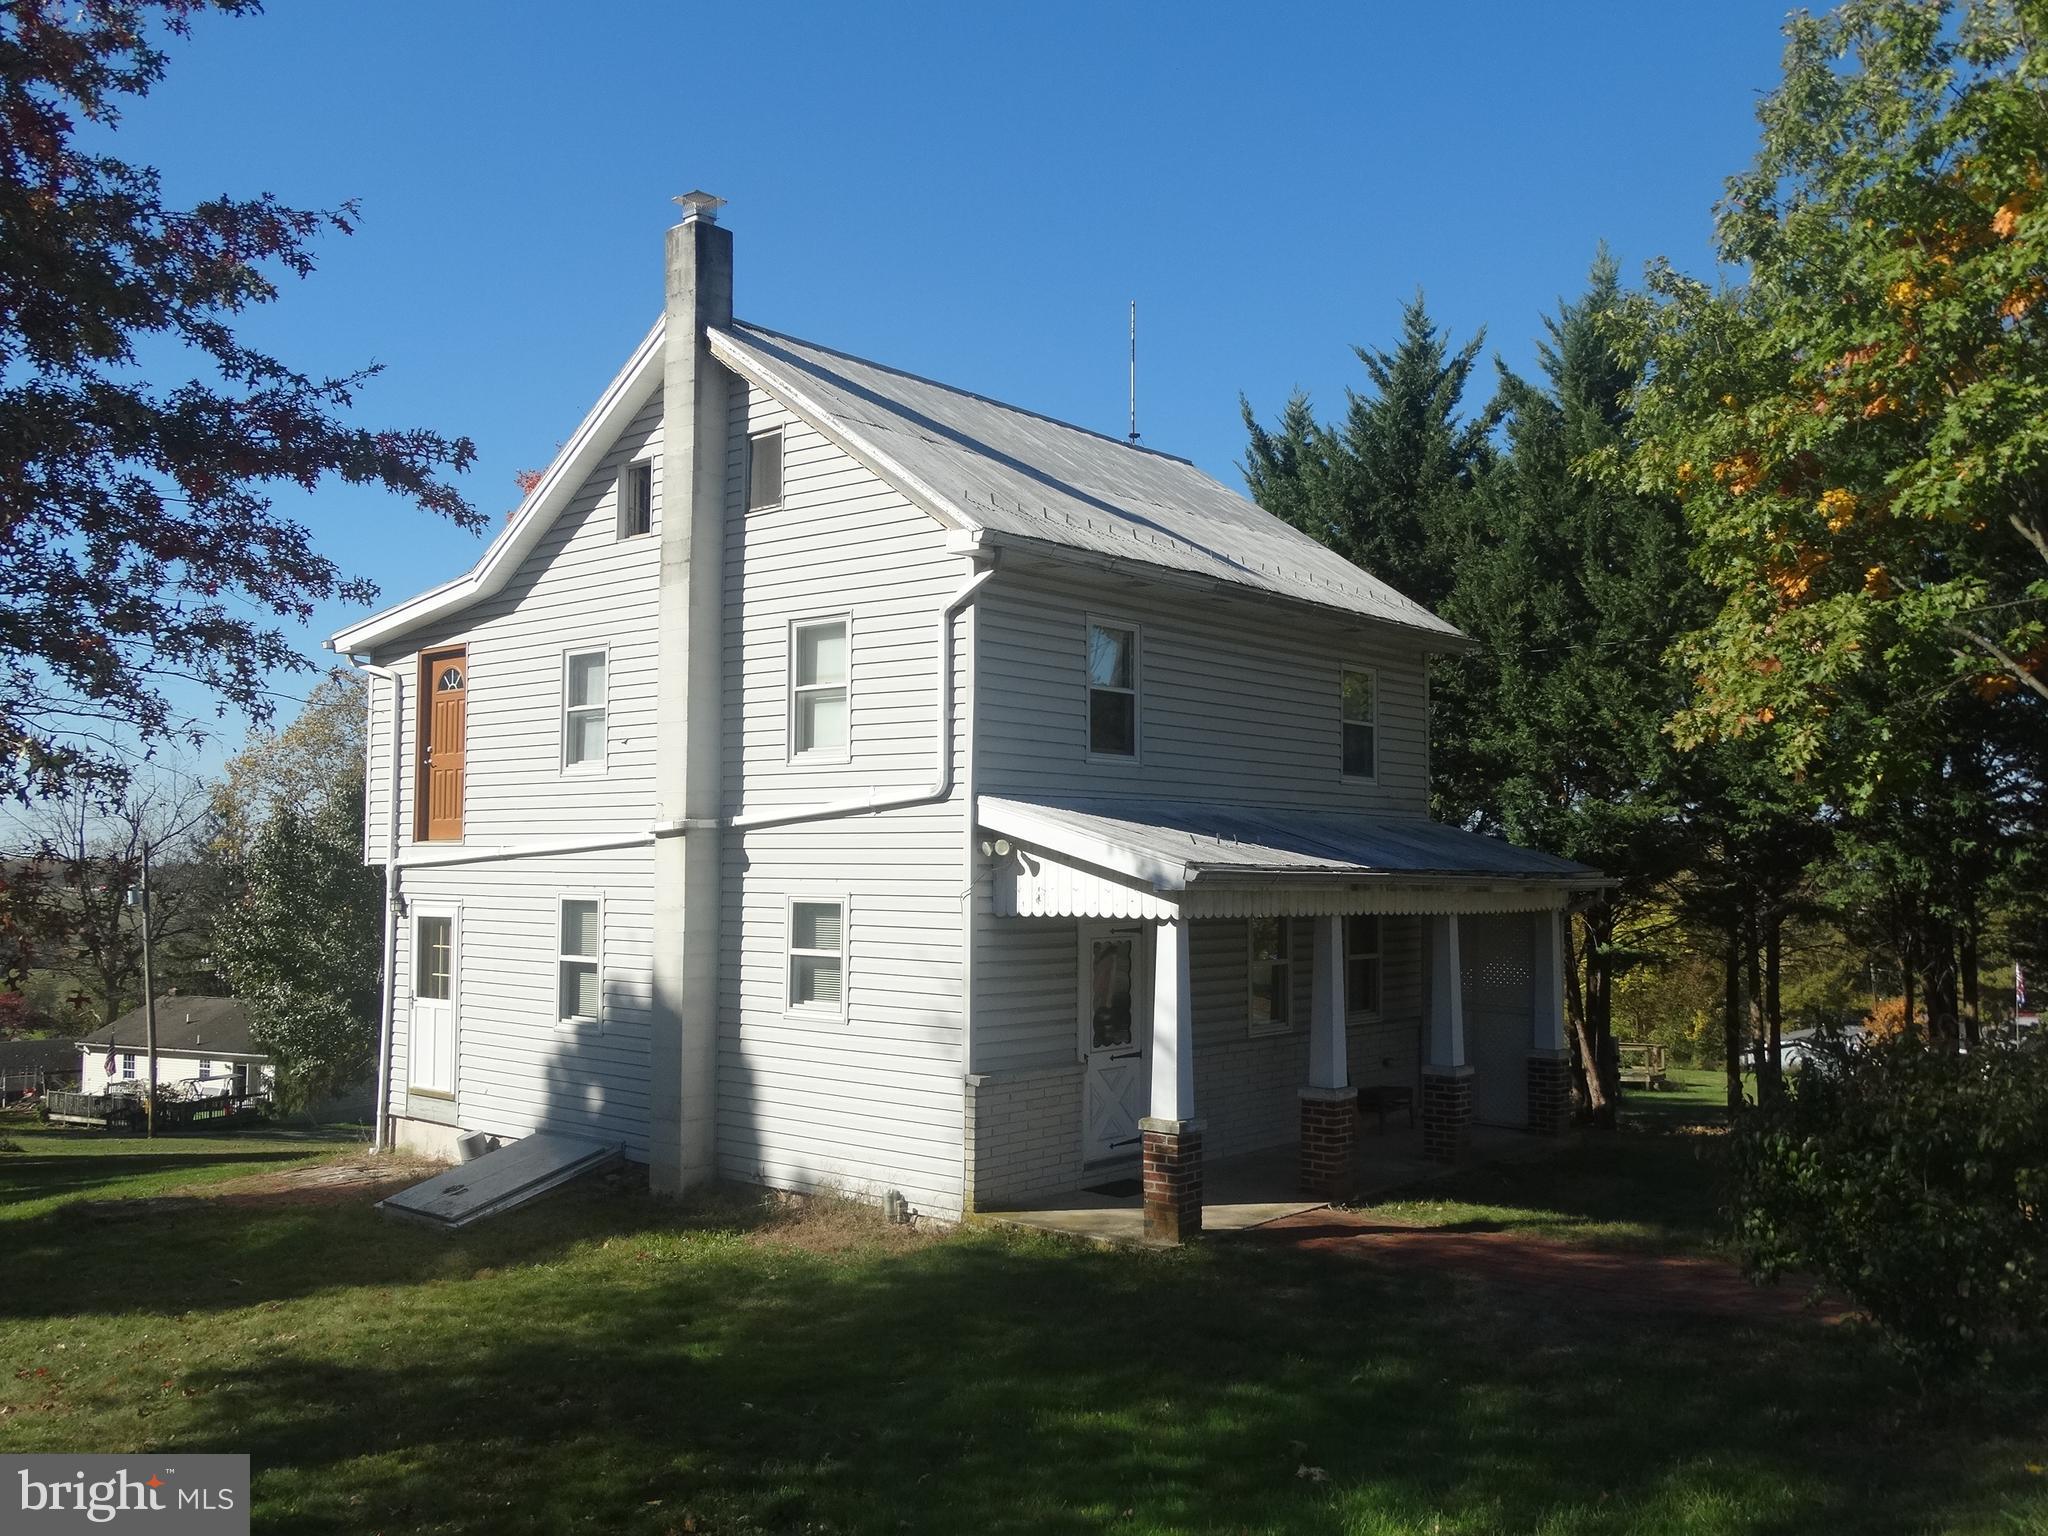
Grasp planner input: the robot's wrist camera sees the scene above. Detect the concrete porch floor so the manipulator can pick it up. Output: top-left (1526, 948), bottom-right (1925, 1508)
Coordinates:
top-left (977, 1123), bottom-right (1560, 1245)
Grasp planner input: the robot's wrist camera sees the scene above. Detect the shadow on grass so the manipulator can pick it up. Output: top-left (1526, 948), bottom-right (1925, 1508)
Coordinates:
top-left (142, 1195), bottom-right (2041, 1536)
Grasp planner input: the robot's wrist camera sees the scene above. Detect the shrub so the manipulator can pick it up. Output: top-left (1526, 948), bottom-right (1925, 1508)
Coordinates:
top-left (1731, 1035), bottom-right (2048, 1372)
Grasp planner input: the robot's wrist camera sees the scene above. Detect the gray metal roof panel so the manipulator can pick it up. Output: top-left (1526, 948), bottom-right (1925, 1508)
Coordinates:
top-left (716, 323), bottom-right (1464, 640)
top-left (978, 796), bottom-right (1602, 883)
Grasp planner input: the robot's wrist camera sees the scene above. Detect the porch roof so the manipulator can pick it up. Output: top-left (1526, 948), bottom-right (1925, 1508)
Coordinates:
top-left (978, 796), bottom-right (1607, 919)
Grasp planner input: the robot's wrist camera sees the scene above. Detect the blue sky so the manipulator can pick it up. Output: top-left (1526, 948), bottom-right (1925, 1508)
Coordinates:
top-left (117, 0), bottom-right (1796, 771)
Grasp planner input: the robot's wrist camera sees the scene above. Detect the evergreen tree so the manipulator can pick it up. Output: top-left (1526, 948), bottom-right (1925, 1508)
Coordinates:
top-left (1242, 294), bottom-right (1493, 611)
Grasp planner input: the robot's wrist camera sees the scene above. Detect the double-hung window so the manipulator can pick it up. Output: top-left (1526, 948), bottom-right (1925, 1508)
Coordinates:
top-left (121, 1053), bottom-right (135, 1080)
top-left (748, 428), bottom-right (784, 512)
top-left (1248, 917), bottom-right (1294, 1035)
top-left (562, 649), bottom-right (608, 770)
top-left (619, 460), bottom-right (653, 538)
top-left (1087, 620), bottom-right (1138, 758)
top-left (558, 898), bottom-right (601, 1025)
top-left (199, 1059), bottom-right (212, 1081)
top-left (1342, 667), bottom-right (1377, 780)
top-left (790, 617), bottom-right (849, 760)
top-left (1346, 915), bottom-right (1382, 1015)
top-left (788, 898), bottom-right (847, 1016)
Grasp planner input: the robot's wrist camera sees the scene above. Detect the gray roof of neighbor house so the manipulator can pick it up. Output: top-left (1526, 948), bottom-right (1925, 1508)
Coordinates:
top-left (0, 1037), bottom-right (83, 1073)
top-left (710, 323), bottom-right (1463, 641)
top-left (977, 796), bottom-right (1605, 889)
top-left (331, 315), bottom-right (1467, 654)
top-left (76, 997), bottom-right (263, 1059)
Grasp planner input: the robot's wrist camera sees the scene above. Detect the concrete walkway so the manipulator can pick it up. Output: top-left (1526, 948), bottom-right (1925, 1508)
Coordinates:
top-left (976, 1124), bottom-right (1563, 1246)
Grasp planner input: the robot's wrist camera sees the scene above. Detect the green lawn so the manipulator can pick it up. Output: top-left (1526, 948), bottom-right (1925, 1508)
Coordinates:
top-left (3, 1094), bottom-right (2044, 1535)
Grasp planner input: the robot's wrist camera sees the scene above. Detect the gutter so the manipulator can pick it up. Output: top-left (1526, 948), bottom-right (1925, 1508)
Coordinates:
top-left (344, 655), bottom-right (405, 1154)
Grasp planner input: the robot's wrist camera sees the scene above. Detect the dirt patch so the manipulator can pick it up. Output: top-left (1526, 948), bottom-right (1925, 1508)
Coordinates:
top-left (1256, 1208), bottom-right (1850, 1325)
top-left (738, 1188), bottom-right (945, 1256)
top-left (201, 1154), bottom-right (447, 1209)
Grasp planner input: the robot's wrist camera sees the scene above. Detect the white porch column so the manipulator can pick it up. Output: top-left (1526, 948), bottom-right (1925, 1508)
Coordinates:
top-left (1422, 913), bottom-right (1473, 1163)
top-left (1532, 908), bottom-right (1568, 1053)
top-left (1528, 907), bottom-right (1573, 1135)
top-left (1142, 915), bottom-right (1201, 1242)
top-left (1149, 916), bottom-right (1194, 1120)
top-left (1425, 913), bottom-right (1466, 1068)
top-left (1307, 913), bottom-right (1348, 1090)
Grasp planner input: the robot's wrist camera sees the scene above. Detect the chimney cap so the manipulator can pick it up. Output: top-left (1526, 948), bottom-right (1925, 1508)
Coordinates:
top-left (676, 191), bottom-right (726, 224)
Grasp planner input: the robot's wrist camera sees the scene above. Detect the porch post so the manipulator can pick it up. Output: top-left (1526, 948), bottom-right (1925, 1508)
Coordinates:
top-left (1421, 914), bottom-right (1473, 1163)
top-left (1527, 907), bottom-right (1573, 1135)
top-left (1300, 913), bottom-right (1358, 1200)
top-left (1142, 915), bottom-right (1201, 1244)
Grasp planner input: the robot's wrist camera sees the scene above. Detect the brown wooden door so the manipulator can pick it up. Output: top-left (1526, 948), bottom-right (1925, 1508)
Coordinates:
top-left (419, 649), bottom-right (466, 841)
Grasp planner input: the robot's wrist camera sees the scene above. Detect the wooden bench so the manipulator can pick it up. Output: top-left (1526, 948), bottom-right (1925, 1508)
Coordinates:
top-left (1355, 1084), bottom-right (1416, 1134)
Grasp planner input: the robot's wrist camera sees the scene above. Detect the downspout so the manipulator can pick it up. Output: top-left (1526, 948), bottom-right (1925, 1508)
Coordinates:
top-left (345, 654), bottom-right (404, 1154)
top-left (721, 563), bottom-right (995, 831)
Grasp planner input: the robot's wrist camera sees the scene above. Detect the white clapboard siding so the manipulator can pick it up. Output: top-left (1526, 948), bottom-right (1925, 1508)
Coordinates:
top-left (365, 391), bottom-right (664, 852)
top-left (365, 389), bottom-right (664, 1154)
top-left (388, 850), bottom-right (656, 1155)
top-left (716, 384), bottom-right (972, 1220)
top-left (976, 565), bottom-right (1433, 814)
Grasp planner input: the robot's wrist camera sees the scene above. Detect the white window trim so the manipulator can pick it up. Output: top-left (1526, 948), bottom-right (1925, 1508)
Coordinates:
top-left (785, 893), bottom-right (850, 1021)
top-left (747, 426), bottom-right (785, 513)
top-left (560, 645), bottom-right (610, 775)
top-left (1084, 614), bottom-right (1142, 765)
top-left (556, 891), bottom-right (604, 1030)
top-left (787, 613), bottom-right (852, 765)
top-left (617, 456), bottom-right (655, 539)
top-left (1344, 913), bottom-right (1384, 1021)
top-left (1246, 917), bottom-right (1296, 1038)
top-left (1340, 664), bottom-right (1379, 784)
top-left (120, 1053), bottom-right (135, 1080)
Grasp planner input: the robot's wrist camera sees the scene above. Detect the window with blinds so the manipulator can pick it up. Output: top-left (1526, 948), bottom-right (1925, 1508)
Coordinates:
top-left (788, 899), bottom-right (846, 1016)
top-left (558, 898), bottom-right (601, 1024)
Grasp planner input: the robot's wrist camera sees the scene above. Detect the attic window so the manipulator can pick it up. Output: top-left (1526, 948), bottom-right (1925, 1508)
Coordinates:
top-left (619, 460), bottom-right (652, 538)
top-left (748, 428), bottom-right (783, 512)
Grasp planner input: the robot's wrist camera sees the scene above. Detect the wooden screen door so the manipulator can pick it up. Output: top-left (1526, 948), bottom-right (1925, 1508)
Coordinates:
top-left (419, 648), bottom-right (466, 841)
top-left (1078, 921), bottom-right (1151, 1163)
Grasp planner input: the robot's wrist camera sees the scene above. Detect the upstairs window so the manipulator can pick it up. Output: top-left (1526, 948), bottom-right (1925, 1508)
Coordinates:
top-left (1247, 917), bottom-right (1294, 1035)
top-left (562, 649), bottom-right (608, 770)
top-left (790, 617), bottom-right (849, 760)
top-left (558, 899), bottom-right (601, 1025)
top-left (1087, 620), bottom-right (1138, 759)
top-left (788, 898), bottom-right (847, 1015)
top-left (748, 428), bottom-right (784, 512)
top-left (619, 460), bottom-right (653, 538)
top-left (1346, 914), bottom-right (1382, 1015)
top-left (1342, 667), bottom-right (1377, 780)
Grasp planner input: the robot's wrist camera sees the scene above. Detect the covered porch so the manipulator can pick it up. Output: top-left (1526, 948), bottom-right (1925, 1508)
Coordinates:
top-left (970, 796), bottom-right (1608, 1244)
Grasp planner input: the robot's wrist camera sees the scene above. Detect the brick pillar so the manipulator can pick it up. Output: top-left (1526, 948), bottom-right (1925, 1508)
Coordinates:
top-left (1527, 1049), bottom-right (1573, 1136)
top-left (1140, 1116), bottom-right (1203, 1244)
top-left (1421, 1066), bottom-right (1473, 1164)
top-left (1298, 1086), bottom-right (1358, 1202)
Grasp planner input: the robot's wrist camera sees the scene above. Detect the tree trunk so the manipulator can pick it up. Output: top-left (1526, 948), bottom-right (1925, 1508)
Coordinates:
top-left (1763, 912), bottom-right (1784, 1102)
top-left (1961, 918), bottom-right (1982, 1049)
top-left (1922, 928), bottom-right (1961, 1052)
top-left (1901, 935), bottom-right (1918, 1042)
top-left (1747, 910), bottom-right (1768, 1086)
top-left (1577, 907), bottom-right (1619, 1130)
top-left (1723, 915), bottom-right (1745, 1119)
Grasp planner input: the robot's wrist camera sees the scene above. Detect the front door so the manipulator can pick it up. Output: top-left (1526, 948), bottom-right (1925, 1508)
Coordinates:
top-left (1079, 922), bottom-right (1149, 1163)
top-left (409, 908), bottom-right (458, 1101)
top-left (419, 648), bottom-right (467, 841)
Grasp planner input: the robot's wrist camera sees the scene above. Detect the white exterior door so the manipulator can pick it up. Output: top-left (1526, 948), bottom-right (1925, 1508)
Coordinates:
top-left (1078, 922), bottom-right (1150, 1163)
top-left (409, 908), bottom-right (458, 1101)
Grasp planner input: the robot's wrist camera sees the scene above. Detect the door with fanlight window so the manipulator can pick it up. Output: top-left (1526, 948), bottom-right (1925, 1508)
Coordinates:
top-left (1078, 921), bottom-right (1150, 1163)
top-left (418, 648), bottom-right (466, 841)
top-left (409, 909), bottom-right (458, 1101)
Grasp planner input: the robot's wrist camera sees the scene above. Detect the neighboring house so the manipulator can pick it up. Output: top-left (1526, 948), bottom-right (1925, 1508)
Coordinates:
top-left (327, 196), bottom-right (1605, 1241)
top-left (76, 997), bottom-right (274, 1099)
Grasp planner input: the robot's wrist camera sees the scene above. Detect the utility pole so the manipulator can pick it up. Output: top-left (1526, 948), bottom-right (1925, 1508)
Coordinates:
top-left (139, 839), bottom-right (158, 1138)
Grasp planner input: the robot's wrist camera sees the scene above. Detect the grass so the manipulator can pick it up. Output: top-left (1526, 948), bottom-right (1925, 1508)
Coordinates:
top-left (3, 1093), bottom-right (2045, 1534)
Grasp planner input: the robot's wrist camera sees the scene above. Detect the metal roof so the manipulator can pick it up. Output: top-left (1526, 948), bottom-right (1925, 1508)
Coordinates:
top-left (976, 796), bottom-right (1603, 890)
top-left (711, 323), bottom-right (1465, 641)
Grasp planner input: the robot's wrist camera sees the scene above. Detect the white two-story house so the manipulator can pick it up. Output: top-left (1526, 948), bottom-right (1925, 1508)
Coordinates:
top-left (329, 195), bottom-right (1602, 1243)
